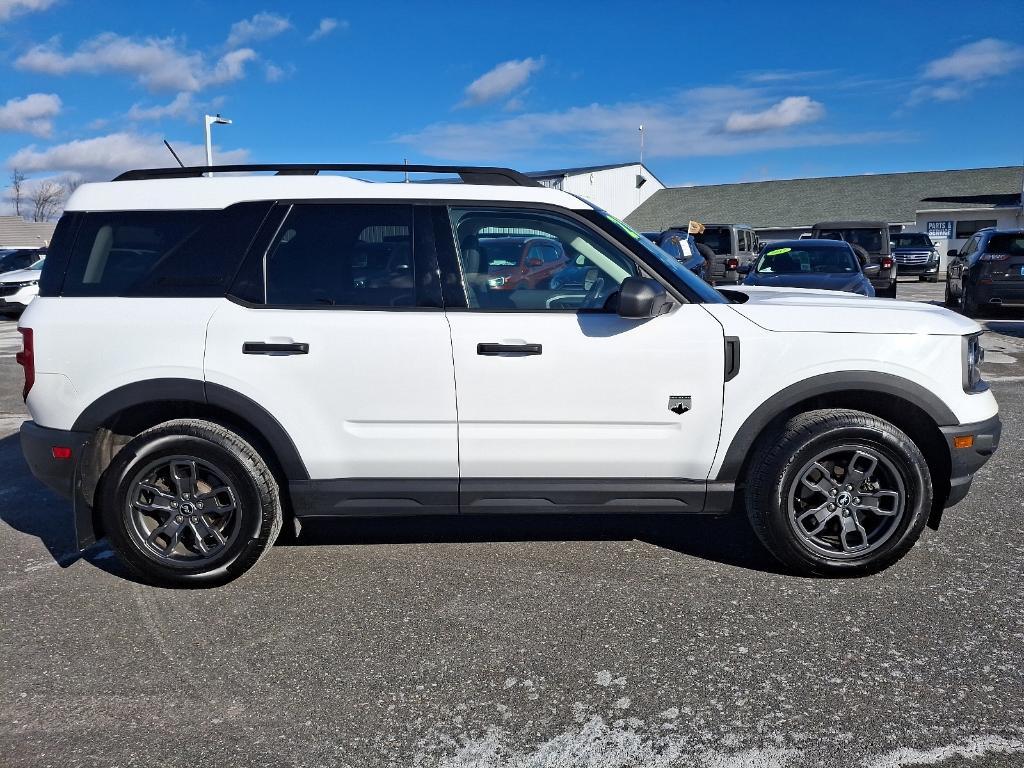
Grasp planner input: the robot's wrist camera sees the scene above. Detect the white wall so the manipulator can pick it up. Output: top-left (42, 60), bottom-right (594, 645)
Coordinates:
top-left (539, 164), bottom-right (664, 219)
top-left (913, 207), bottom-right (1023, 269)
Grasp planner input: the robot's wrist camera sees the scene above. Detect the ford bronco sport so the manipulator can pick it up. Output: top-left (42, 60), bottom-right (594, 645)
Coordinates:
top-left (17, 164), bottom-right (1000, 586)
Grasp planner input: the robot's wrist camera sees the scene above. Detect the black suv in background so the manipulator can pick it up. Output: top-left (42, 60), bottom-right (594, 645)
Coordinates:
top-left (946, 228), bottom-right (1024, 316)
top-left (891, 232), bottom-right (940, 282)
top-left (811, 221), bottom-right (897, 297)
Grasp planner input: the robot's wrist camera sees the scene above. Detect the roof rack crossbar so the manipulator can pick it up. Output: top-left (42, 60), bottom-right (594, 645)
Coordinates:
top-left (112, 164), bottom-right (541, 187)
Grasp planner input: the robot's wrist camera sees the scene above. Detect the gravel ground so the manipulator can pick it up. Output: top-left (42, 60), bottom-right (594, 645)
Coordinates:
top-left (1, 281), bottom-right (1022, 768)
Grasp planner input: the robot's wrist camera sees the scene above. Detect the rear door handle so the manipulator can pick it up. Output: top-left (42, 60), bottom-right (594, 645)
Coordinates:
top-left (243, 342), bottom-right (309, 355)
top-left (477, 343), bottom-right (542, 356)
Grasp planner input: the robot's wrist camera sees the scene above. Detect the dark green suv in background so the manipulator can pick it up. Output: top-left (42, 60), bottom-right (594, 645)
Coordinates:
top-left (812, 220), bottom-right (897, 297)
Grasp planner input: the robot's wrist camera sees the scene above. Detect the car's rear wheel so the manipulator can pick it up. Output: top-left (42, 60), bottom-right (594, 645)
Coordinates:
top-left (960, 286), bottom-right (980, 318)
top-left (745, 409), bottom-right (931, 577)
top-left (99, 419), bottom-right (282, 587)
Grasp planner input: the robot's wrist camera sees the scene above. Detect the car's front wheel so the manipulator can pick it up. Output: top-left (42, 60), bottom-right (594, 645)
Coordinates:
top-left (745, 409), bottom-right (931, 576)
top-left (99, 419), bottom-right (283, 587)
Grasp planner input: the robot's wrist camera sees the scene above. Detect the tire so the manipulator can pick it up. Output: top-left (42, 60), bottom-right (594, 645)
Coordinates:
top-left (885, 281), bottom-right (898, 298)
top-left (927, 276), bottom-right (939, 283)
top-left (745, 409), bottom-right (932, 577)
top-left (960, 287), bottom-right (979, 318)
top-left (99, 419), bottom-right (283, 587)
top-left (943, 281), bottom-right (957, 307)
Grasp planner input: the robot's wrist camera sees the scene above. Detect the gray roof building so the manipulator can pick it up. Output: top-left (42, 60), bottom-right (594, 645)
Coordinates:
top-left (625, 166), bottom-right (1024, 232)
top-left (0, 216), bottom-right (56, 248)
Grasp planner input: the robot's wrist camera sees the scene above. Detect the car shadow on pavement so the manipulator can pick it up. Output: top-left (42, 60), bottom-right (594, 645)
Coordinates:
top-left (291, 511), bottom-right (788, 575)
top-left (0, 433), bottom-right (129, 578)
top-left (1, 429), bottom-right (786, 579)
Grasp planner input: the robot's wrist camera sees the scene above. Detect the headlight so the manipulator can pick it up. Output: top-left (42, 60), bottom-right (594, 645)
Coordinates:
top-left (487, 276), bottom-right (506, 288)
top-left (962, 332), bottom-right (987, 393)
top-left (3, 280), bottom-right (38, 289)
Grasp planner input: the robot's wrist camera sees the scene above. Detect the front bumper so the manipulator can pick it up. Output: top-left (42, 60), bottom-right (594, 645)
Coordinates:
top-left (895, 259), bottom-right (939, 276)
top-left (21, 421), bottom-right (97, 548)
top-left (940, 413), bottom-right (1001, 508)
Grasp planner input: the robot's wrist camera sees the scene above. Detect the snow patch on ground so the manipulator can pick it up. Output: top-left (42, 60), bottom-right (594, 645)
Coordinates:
top-left (863, 735), bottom-right (1024, 767)
top-left (422, 715), bottom-right (801, 768)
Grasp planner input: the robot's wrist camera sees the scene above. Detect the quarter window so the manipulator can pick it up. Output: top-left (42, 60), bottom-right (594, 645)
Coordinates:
top-left (60, 204), bottom-right (270, 297)
top-left (450, 208), bottom-right (638, 311)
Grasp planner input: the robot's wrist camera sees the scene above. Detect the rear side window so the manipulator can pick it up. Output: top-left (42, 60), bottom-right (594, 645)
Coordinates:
top-left (60, 203), bottom-right (271, 297)
top-left (265, 203), bottom-right (420, 308)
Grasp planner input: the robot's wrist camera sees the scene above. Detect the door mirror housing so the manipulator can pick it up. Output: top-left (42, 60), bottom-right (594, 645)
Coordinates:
top-left (617, 277), bottom-right (672, 319)
top-left (862, 264), bottom-right (881, 277)
top-left (737, 263), bottom-right (752, 275)
top-left (947, 249), bottom-right (958, 258)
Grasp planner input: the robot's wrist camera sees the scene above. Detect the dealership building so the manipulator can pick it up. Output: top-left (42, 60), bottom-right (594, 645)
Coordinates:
top-left (625, 165), bottom-right (1024, 267)
top-left (0, 216), bottom-right (55, 250)
top-left (527, 162), bottom-right (664, 219)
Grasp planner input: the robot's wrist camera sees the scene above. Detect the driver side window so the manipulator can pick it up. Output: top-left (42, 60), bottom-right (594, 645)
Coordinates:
top-left (451, 207), bottom-right (638, 311)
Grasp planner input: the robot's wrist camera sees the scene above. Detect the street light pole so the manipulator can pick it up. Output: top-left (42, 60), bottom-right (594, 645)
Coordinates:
top-left (204, 114), bottom-right (232, 176)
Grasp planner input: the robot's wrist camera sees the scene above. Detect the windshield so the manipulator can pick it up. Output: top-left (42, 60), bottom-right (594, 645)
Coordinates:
top-left (595, 212), bottom-right (726, 304)
top-left (29, 258), bottom-right (45, 270)
top-left (695, 227), bottom-right (732, 255)
top-left (891, 233), bottom-right (933, 249)
top-left (755, 245), bottom-right (858, 274)
top-left (816, 228), bottom-right (884, 253)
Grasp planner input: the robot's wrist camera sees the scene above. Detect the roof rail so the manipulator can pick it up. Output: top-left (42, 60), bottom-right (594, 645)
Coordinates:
top-left (112, 163), bottom-right (542, 187)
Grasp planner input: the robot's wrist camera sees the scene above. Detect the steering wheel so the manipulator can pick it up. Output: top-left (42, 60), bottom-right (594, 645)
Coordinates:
top-left (581, 277), bottom-right (606, 309)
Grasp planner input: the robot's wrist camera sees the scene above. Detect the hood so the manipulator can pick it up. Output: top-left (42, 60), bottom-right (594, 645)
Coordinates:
top-left (724, 286), bottom-right (980, 335)
top-left (0, 267), bottom-right (41, 283)
top-left (744, 271), bottom-right (868, 293)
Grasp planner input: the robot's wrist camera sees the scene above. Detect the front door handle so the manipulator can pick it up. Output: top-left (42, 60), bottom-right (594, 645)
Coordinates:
top-left (243, 341), bottom-right (309, 355)
top-left (477, 343), bottom-right (542, 356)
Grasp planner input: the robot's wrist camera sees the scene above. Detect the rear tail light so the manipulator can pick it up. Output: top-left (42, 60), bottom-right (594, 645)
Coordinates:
top-left (880, 257), bottom-right (893, 269)
top-left (725, 258), bottom-right (739, 271)
top-left (979, 253), bottom-right (1009, 261)
top-left (15, 327), bottom-right (34, 400)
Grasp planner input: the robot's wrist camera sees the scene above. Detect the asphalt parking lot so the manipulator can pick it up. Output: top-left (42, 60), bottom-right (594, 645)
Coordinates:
top-left (1, 281), bottom-right (1022, 768)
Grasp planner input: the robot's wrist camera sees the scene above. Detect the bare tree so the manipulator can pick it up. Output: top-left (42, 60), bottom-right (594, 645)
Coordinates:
top-left (9, 169), bottom-right (26, 218)
top-left (28, 180), bottom-right (65, 222)
top-left (61, 175), bottom-right (83, 198)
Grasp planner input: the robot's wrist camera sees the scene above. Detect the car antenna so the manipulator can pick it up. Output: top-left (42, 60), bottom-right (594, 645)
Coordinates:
top-left (162, 139), bottom-right (185, 168)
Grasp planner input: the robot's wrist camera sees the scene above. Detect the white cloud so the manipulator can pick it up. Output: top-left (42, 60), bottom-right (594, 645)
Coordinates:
top-left (0, 93), bottom-right (61, 137)
top-left (126, 92), bottom-right (196, 121)
top-left (6, 131), bottom-right (249, 179)
top-left (724, 96), bottom-right (825, 133)
top-left (907, 84), bottom-right (965, 106)
top-left (0, 0), bottom-right (56, 21)
top-left (309, 17), bottom-right (345, 41)
top-left (462, 57), bottom-right (543, 106)
top-left (225, 12), bottom-right (290, 48)
top-left (924, 38), bottom-right (1024, 82)
top-left (264, 62), bottom-right (289, 82)
top-left (16, 33), bottom-right (258, 92)
top-left (397, 87), bottom-right (893, 163)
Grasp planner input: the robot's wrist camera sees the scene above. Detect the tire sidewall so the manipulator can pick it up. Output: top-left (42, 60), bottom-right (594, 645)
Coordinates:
top-left (763, 423), bottom-right (931, 574)
top-left (100, 430), bottom-right (268, 585)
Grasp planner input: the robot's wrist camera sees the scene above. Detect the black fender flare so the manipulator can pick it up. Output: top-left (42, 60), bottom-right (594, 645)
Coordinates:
top-left (715, 371), bottom-right (958, 482)
top-left (72, 378), bottom-right (309, 481)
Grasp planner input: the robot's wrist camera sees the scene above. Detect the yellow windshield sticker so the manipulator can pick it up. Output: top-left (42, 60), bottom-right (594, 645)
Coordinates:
top-left (766, 247), bottom-right (792, 256)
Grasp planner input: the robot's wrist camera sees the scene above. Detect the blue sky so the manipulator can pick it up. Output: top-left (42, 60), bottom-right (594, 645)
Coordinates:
top-left (0, 0), bottom-right (1022, 201)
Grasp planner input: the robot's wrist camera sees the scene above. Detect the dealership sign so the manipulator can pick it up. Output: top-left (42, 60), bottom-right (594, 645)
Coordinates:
top-left (927, 220), bottom-right (953, 238)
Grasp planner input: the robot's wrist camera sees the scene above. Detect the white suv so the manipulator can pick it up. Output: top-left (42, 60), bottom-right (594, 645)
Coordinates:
top-left (16, 164), bottom-right (1001, 586)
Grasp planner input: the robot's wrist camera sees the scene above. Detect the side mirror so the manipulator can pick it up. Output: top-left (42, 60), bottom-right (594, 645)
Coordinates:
top-left (862, 264), bottom-right (881, 277)
top-left (737, 263), bottom-right (752, 275)
top-left (947, 249), bottom-right (958, 258)
top-left (617, 277), bottom-right (672, 319)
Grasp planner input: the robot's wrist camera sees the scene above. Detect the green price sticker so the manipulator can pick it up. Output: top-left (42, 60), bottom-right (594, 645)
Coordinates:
top-left (766, 247), bottom-right (792, 256)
